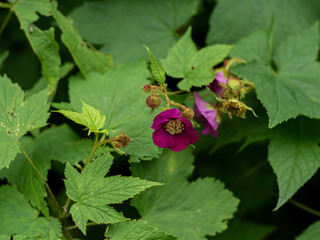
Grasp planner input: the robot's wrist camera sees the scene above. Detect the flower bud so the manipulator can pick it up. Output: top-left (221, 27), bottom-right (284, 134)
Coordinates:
top-left (181, 107), bottom-right (194, 120)
top-left (143, 85), bottom-right (152, 93)
top-left (227, 78), bottom-right (242, 91)
top-left (222, 99), bottom-right (247, 118)
top-left (111, 132), bottom-right (130, 148)
top-left (146, 95), bottom-right (161, 109)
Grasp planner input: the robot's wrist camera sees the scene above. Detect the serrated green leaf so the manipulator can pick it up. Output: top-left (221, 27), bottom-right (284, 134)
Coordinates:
top-left (296, 221), bottom-right (320, 240)
top-left (9, 0), bottom-right (61, 89)
top-left (56, 101), bottom-right (107, 135)
top-left (268, 118), bottom-right (320, 210)
top-left (0, 185), bottom-right (62, 238)
top-left (51, 6), bottom-right (113, 76)
top-left (65, 154), bottom-right (161, 234)
top-left (0, 75), bottom-right (49, 169)
top-left (232, 24), bottom-right (320, 128)
top-left (70, 0), bottom-right (201, 65)
top-left (68, 61), bottom-right (161, 160)
top-left (162, 28), bottom-right (232, 91)
top-left (144, 46), bottom-right (166, 84)
top-left (106, 220), bottom-right (177, 240)
top-left (131, 149), bottom-right (239, 240)
top-left (206, 0), bottom-right (320, 45)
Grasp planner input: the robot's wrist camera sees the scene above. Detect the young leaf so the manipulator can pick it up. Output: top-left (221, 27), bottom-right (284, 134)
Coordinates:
top-left (68, 61), bottom-right (161, 160)
top-left (56, 101), bottom-right (108, 135)
top-left (106, 220), bottom-right (177, 240)
top-left (0, 185), bottom-right (62, 238)
top-left (296, 221), bottom-right (320, 240)
top-left (232, 24), bottom-right (320, 128)
top-left (8, 0), bottom-right (61, 89)
top-left (0, 76), bottom-right (49, 169)
top-left (65, 153), bottom-right (161, 234)
top-left (131, 149), bottom-right (239, 240)
top-left (268, 118), bottom-right (320, 210)
top-left (70, 0), bottom-right (201, 65)
top-left (144, 46), bottom-right (166, 84)
top-left (161, 28), bottom-right (232, 91)
top-left (51, 6), bottom-right (113, 76)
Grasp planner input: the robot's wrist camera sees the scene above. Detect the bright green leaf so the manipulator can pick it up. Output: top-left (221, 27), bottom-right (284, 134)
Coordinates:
top-left (106, 220), bottom-right (177, 240)
top-left (162, 28), bottom-right (232, 91)
top-left (268, 118), bottom-right (320, 210)
top-left (51, 6), bottom-right (113, 76)
top-left (296, 221), bottom-right (320, 240)
top-left (68, 61), bottom-right (161, 160)
top-left (56, 100), bottom-right (107, 135)
top-left (131, 149), bottom-right (239, 240)
top-left (0, 75), bottom-right (49, 169)
top-left (232, 24), bottom-right (320, 127)
top-left (9, 0), bottom-right (61, 89)
top-left (70, 0), bottom-right (201, 65)
top-left (206, 0), bottom-right (320, 45)
top-left (65, 154), bottom-right (161, 234)
top-left (144, 45), bottom-right (166, 84)
top-left (0, 185), bottom-right (62, 238)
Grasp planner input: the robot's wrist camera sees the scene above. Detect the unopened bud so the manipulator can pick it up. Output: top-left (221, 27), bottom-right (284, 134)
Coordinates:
top-left (181, 107), bottom-right (194, 120)
top-left (143, 85), bottom-right (152, 93)
top-left (111, 132), bottom-right (130, 148)
top-left (222, 99), bottom-right (247, 118)
top-left (146, 95), bottom-right (161, 109)
top-left (227, 78), bottom-right (242, 91)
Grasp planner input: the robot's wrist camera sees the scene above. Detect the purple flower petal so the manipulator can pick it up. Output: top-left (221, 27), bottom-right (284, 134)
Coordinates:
top-left (170, 131), bottom-right (191, 152)
top-left (193, 92), bottom-right (219, 138)
top-left (208, 71), bottom-right (227, 95)
top-left (152, 128), bottom-right (174, 148)
top-left (179, 116), bottom-right (199, 144)
top-left (151, 108), bottom-right (180, 130)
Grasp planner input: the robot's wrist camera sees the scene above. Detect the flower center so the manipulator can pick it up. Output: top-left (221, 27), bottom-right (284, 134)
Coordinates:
top-left (164, 119), bottom-right (185, 135)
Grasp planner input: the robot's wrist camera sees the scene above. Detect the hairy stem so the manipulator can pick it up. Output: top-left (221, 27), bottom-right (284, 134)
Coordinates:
top-left (65, 222), bottom-right (100, 231)
top-left (83, 133), bottom-right (99, 169)
top-left (0, 8), bottom-right (13, 37)
top-left (19, 145), bottom-right (62, 215)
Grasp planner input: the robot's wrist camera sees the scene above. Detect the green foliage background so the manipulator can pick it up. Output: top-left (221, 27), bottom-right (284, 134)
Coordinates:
top-left (1, 0), bottom-right (320, 239)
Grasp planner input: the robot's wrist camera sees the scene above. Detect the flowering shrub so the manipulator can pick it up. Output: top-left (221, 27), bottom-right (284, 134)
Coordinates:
top-left (0, 0), bottom-right (320, 239)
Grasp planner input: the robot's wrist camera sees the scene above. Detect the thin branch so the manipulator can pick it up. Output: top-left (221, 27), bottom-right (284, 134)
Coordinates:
top-left (0, 8), bottom-right (13, 37)
top-left (0, 2), bottom-right (11, 8)
top-left (83, 133), bottom-right (99, 169)
top-left (19, 145), bottom-right (62, 215)
top-left (65, 222), bottom-right (100, 231)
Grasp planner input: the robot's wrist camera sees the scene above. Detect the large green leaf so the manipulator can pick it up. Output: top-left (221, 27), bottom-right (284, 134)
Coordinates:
top-left (296, 221), bottom-right (320, 240)
top-left (161, 28), bottom-right (232, 91)
top-left (268, 118), bottom-right (320, 210)
top-left (70, 0), bottom-right (201, 65)
top-left (0, 75), bottom-right (49, 169)
top-left (232, 24), bottom-right (320, 128)
top-left (106, 220), bottom-right (177, 240)
top-left (131, 149), bottom-right (239, 240)
top-left (65, 154), bottom-right (161, 234)
top-left (68, 61), bottom-right (161, 160)
top-left (51, 6), bottom-right (113, 76)
top-left (207, 0), bottom-right (320, 45)
top-left (8, 0), bottom-right (61, 89)
top-left (0, 185), bottom-right (62, 238)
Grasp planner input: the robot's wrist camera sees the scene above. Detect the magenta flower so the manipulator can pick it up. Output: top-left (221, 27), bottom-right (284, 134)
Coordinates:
top-left (208, 71), bottom-right (227, 95)
top-left (151, 108), bottom-right (199, 152)
top-left (193, 92), bottom-right (219, 138)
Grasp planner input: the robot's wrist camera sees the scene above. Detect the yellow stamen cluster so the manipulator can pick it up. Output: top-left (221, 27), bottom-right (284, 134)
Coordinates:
top-left (164, 119), bottom-right (185, 135)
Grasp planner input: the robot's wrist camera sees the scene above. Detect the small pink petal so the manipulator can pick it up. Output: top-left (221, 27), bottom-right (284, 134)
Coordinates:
top-left (170, 132), bottom-right (191, 152)
top-left (152, 128), bottom-right (174, 148)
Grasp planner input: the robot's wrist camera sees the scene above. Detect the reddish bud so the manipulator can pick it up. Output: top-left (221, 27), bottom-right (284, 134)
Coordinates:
top-left (227, 78), bottom-right (242, 91)
top-left (111, 132), bottom-right (130, 148)
top-left (143, 85), bottom-right (152, 93)
top-left (146, 95), bottom-right (161, 109)
top-left (181, 107), bottom-right (194, 120)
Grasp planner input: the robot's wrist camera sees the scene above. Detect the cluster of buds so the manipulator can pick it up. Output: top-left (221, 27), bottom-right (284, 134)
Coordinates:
top-left (108, 132), bottom-right (130, 149)
top-left (143, 84), bottom-right (194, 120)
top-left (209, 59), bottom-right (256, 118)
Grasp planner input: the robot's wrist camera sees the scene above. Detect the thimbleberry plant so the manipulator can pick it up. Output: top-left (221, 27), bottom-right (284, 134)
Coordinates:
top-left (1, 0), bottom-right (320, 239)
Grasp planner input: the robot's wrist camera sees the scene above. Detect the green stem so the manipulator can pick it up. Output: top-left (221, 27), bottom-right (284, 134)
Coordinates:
top-left (0, 8), bottom-right (13, 37)
top-left (19, 145), bottom-right (62, 215)
top-left (65, 222), bottom-right (99, 231)
top-left (167, 90), bottom-right (187, 95)
top-left (0, 2), bottom-right (11, 8)
top-left (83, 133), bottom-right (99, 169)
